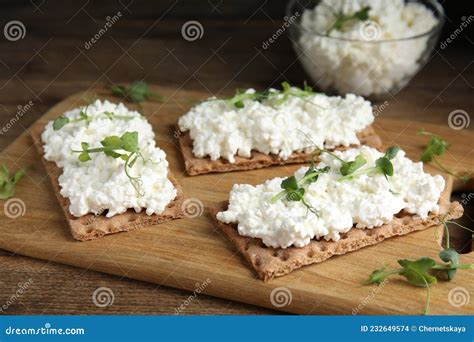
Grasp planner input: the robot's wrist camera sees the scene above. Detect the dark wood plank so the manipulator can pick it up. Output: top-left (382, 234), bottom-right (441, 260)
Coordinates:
top-left (0, 254), bottom-right (278, 315)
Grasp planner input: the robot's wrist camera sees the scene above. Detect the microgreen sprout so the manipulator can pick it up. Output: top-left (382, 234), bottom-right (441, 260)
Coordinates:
top-left (53, 105), bottom-right (135, 131)
top-left (110, 80), bottom-right (164, 104)
top-left (72, 131), bottom-right (147, 196)
top-left (337, 146), bottom-right (400, 182)
top-left (221, 81), bottom-right (324, 109)
top-left (53, 105), bottom-right (91, 130)
top-left (326, 6), bottom-right (371, 35)
top-left (271, 165), bottom-right (330, 216)
top-left (417, 128), bottom-right (470, 182)
top-left (0, 165), bottom-right (26, 199)
top-left (364, 219), bottom-right (472, 315)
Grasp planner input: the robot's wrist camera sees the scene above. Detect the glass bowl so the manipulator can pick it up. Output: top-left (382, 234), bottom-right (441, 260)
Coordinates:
top-left (286, 0), bottom-right (445, 101)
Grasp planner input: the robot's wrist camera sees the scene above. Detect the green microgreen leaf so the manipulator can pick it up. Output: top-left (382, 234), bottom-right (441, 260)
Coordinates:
top-left (101, 136), bottom-right (123, 148)
top-left (271, 166), bottom-right (329, 216)
top-left (417, 129), bottom-right (468, 182)
top-left (78, 152), bottom-right (91, 162)
top-left (281, 176), bottom-right (299, 191)
top-left (326, 6), bottom-right (371, 35)
top-left (375, 157), bottom-right (393, 177)
top-left (338, 146), bottom-right (398, 182)
top-left (398, 258), bottom-right (437, 287)
top-left (222, 82), bottom-right (321, 109)
top-left (121, 131), bottom-right (139, 153)
top-left (286, 188), bottom-right (305, 202)
top-left (340, 154), bottom-right (366, 176)
top-left (0, 165), bottom-right (26, 200)
top-left (13, 169), bottom-right (26, 184)
top-left (52, 98), bottom-right (135, 131)
top-left (53, 116), bottom-right (70, 130)
top-left (103, 149), bottom-right (123, 158)
top-left (363, 266), bottom-right (401, 285)
top-left (110, 80), bottom-right (164, 104)
top-left (385, 146), bottom-right (401, 160)
top-left (364, 220), bottom-right (473, 315)
top-left (72, 131), bottom-right (145, 196)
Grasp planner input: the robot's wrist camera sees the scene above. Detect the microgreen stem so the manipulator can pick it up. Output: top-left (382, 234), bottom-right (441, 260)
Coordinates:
top-left (124, 151), bottom-right (144, 196)
top-left (72, 131), bottom-right (146, 197)
top-left (432, 157), bottom-right (467, 182)
top-left (420, 274), bottom-right (430, 315)
top-left (270, 170), bottom-right (322, 203)
top-left (442, 221), bottom-right (450, 249)
top-left (337, 166), bottom-right (379, 182)
top-left (297, 129), bottom-right (346, 164)
top-left (431, 263), bottom-right (472, 270)
top-left (444, 220), bottom-right (474, 233)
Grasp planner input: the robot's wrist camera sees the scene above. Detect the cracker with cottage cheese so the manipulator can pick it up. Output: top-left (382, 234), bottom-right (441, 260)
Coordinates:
top-left (33, 100), bottom-right (186, 241)
top-left (212, 146), bottom-right (463, 281)
top-left (177, 87), bottom-right (382, 175)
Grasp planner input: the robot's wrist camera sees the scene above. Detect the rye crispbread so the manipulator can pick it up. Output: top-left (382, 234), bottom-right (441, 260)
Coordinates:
top-left (178, 125), bottom-right (382, 176)
top-left (211, 177), bottom-right (463, 281)
top-left (32, 125), bottom-right (186, 241)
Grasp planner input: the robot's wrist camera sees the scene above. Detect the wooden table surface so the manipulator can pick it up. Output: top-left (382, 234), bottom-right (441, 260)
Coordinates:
top-left (0, 0), bottom-right (472, 315)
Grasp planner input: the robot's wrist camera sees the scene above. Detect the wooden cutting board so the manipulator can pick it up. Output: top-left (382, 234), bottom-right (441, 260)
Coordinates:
top-left (0, 87), bottom-right (473, 315)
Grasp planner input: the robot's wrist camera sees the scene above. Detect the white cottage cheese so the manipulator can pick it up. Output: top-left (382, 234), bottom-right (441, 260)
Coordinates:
top-left (298, 0), bottom-right (439, 96)
top-left (217, 146), bottom-right (444, 249)
top-left (178, 90), bottom-right (373, 162)
top-left (42, 100), bottom-right (177, 218)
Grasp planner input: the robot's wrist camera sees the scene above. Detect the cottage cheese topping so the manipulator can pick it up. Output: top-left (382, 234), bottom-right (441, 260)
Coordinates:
top-left (178, 90), bottom-right (373, 162)
top-left (42, 100), bottom-right (177, 217)
top-left (298, 0), bottom-right (439, 96)
top-left (217, 146), bottom-right (445, 249)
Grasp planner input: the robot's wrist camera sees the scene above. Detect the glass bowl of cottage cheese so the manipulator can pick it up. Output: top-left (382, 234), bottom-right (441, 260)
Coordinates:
top-left (287, 0), bottom-right (444, 99)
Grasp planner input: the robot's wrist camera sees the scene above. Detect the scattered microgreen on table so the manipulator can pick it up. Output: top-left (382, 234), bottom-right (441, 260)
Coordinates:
top-left (326, 6), bottom-right (371, 35)
top-left (364, 220), bottom-right (473, 315)
top-left (110, 80), bottom-right (164, 104)
top-left (72, 131), bottom-right (146, 196)
top-left (417, 128), bottom-right (470, 182)
top-left (0, 165), bottom-right (26, 199)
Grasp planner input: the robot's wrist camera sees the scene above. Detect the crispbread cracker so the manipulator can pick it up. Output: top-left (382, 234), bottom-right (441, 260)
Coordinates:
top-left (32, 124), bottom-right (186, 241)
top-left (211, 177), bottom-right (463, 281)
top-left (178, 125), bottom-right (382, 175)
